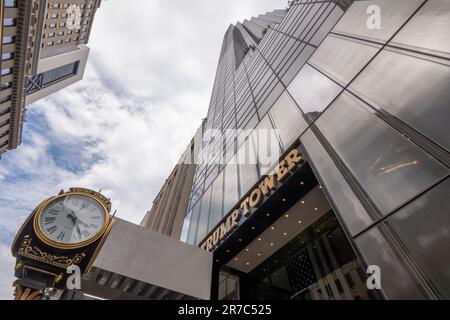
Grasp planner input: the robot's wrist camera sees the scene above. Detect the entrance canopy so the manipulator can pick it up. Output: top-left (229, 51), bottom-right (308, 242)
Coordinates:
top-left (75, 219), bottom-right (212, 300)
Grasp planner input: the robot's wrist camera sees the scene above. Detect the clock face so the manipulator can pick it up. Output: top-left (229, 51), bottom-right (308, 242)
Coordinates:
top-left (37, 194), bottom-right (107, 245)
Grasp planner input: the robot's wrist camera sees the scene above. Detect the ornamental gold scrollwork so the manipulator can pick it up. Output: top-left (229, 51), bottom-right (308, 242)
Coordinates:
top-left (18, 235), bottom-right (86, 268)
top-left (13, 281), bottom-right (43, 300)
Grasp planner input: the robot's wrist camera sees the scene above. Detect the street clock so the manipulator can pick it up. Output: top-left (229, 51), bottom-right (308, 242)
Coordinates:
top-left (11, 188), bottom-right (115, 300)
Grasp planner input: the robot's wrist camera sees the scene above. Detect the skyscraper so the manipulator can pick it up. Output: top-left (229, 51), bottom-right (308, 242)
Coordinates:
top-left (181, 0), bottom-right (450, 300)
top-left (0, 0), bottom-right (102, 156)
top-left (140, 119), bottom-right (206, 240)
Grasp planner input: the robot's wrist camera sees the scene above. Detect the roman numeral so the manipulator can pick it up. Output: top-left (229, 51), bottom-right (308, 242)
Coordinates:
top-left (82, 229), bottom-right (91, 238)
top-left (48, 209), bottom-right (59, 215)
top-left (47, 226), bottom-right (57, 234)
top-left (44, 217), bottom-right (56, 225)
top-left (57, 231), bottom-right (65, 241)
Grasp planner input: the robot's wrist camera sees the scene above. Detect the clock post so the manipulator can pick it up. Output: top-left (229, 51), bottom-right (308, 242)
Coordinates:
top-left (10, 188), bottom-right (115, 300)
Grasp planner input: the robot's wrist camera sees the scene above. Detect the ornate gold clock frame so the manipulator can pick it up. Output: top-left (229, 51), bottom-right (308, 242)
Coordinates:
top-left (11, 187), bottom-right (116, 300)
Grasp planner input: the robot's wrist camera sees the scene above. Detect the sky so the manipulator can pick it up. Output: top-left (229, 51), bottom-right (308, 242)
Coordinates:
top-left (0, 0), bottom-right (284, 300)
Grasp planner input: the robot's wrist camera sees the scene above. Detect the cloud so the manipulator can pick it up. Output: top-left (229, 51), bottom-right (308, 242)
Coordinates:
top-left (0, 242), bottom-right (15, 300)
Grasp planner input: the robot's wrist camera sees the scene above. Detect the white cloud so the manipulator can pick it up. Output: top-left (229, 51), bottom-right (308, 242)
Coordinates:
top-left (0, 243), bottom-right (15, 300)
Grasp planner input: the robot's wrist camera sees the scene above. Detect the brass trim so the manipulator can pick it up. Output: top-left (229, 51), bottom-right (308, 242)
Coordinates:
top-left (33, 192), bottom-right (110, 250)
top-left (85, 218), bottom-right (115, 273)
top-left (13, 281), bottom-right (43, 300)
top-left (23, 265), bottom-right (60, 287)
top-left (11, 198), bottom-right (56, 254)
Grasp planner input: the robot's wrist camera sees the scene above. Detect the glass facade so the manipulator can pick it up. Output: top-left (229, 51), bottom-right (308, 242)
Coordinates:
top-left (182, 0), bottom-right (450, 300)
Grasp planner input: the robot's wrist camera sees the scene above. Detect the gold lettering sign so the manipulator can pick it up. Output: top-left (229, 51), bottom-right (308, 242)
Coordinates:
top-left (200, 149), bottom-right (303, 251)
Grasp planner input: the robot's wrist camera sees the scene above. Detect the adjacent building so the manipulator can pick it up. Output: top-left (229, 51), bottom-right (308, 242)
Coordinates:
top-left (140, 119), bottom-right (206, 239)
top-left (0, 0), bottom-right (101, 155)
top-left (180, 0), bottom-right (450, 300)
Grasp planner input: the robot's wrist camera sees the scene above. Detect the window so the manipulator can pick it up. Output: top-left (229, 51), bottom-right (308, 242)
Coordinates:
top-left (309, 34), bottom-right (381, 87)
top-left (59, 22), bottom-right (66, 27)
top-left (223, 160), bottom-right (239, 217)
top-left (236, 138), bottom-right (259, 196)
top-left (1, 68), bottom-right (12, 76)
top-left (50, 13), bottom-right (58, 18)
top-left (49, 23), bottom-right (56, 28)
top-left (57, 31), bottom-right (64, 36)
top-left (2, 36), bottom-right (14, 44)
top-left (355, 225), bottom-right (427, 299)
top-left (52, 3), bottom-right (59, 8)
top-left (48, 32), bottom-right (55, 37)
top-left (392, 0), bottom-right (450, 56)
top-left (350, 49), bottom-right (450, 152)
top-left (332, 0), bottom-right (423, 44)
top-left (0, 82), bottom-right (12, 90)
top-left (56, 39), bottom-right (63, 45)
top-left (288, 64), bottom-right (342, 122)
top-left (388, 178), bottom-right (450, 299)
top-left (0, 95), bottom-right (11, 104)
top-left (61, 13), bottom-right (68, 18)
top-left (4, 0), bottom-right (17, 7)
top-left (2, 52), bottom-right (13, 61)
top-left (316, 91), bottom-right (448, 215)
top-left (63, 3), bottom-right (69, 9)
top-left (251, 114), bottom-right (281, 175)
top-left (269, 91), bottom-right (307, 150)
top-left (47, 41), bottom-right (54, 46)
top-left (187, 201), bottom-right (201, 245)
top-left (196, 186), bottom-right (212, 244)
top-left (3, 18), bottom-right (16, 27)
top-left (207, 171), bottom-right (224, 232)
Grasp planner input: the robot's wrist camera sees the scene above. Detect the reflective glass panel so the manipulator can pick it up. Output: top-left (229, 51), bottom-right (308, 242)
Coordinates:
top-left (316, 91), bottom-right (448, 215)
top-left (288, 64), bottom-right (342, 122)
top-left (208, 170), bottom-right (224, 231)
top-left (350, 49), bottom-right (450, 152)
top-left (388, 178), bottom-right (450, 299)
top-left (269, 91), bottom-right (307, 150)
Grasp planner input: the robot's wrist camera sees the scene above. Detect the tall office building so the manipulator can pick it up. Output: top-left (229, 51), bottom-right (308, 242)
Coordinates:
top-left (140, 120), bottom-right (206, 239)
top-left (0, 0), bottom-right (101, 155)
top-left (181, 0), bottom-right (450, 300)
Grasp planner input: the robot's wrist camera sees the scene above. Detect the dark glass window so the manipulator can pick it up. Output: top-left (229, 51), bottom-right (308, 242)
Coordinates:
top-left (196, 185), bottom-right (212, 244)
top-left (350, 49), bottom-right (450, 152)
top-left (269, 91), bottom-right (307, 150)
top-left (187, 201), bottom-right (201, 245)
top-left (207, 170), bottom-right (224, 232)
top-left (300, 130), bottom-right (373, 236)
top-left (391, 0), bottom-right (450, 57)
top-left (223, 161), bottom-right (239, 217)
top-left (316, 91), bottom-right (448, 215)
top-left (288, 63), bottom-right (342, 122)
top-left (388, 178), bottom-right (450, 299)
top-left (332, 0), bottom-right (423, 43)
top-left (236, 138), bottom-right (259, 196)
top-left (309, 34), bottom-right (380, 86)
top-left (251, 114), bottom-right (281, 175)
top-left (42, 62), bottom-right (79, 87)
top-left (355, 225), bottom-right (427, 299)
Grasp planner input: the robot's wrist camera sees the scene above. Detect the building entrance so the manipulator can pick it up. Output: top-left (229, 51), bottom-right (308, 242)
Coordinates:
top-left (217, 173), bottom-right (378, 300)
